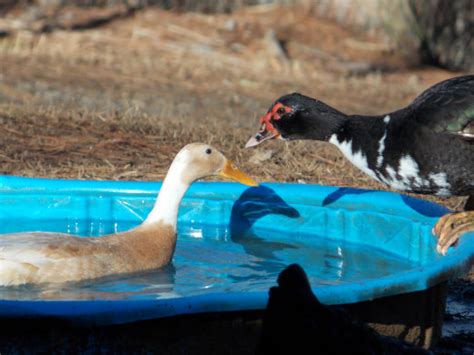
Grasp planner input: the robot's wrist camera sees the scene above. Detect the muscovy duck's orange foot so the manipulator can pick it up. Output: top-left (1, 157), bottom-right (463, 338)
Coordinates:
top-left (433, 211), bottom-right (474, 255)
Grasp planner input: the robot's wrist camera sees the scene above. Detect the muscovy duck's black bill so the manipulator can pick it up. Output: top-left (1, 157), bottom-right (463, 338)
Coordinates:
top-left (245, 124), bottom-right (280, 148)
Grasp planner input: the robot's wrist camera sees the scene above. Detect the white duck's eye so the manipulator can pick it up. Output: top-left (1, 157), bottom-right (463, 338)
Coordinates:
top-left (205, 148), bottom-right (212, 155)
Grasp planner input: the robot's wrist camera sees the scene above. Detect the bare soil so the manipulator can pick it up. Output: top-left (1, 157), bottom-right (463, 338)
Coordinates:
top-left (0, 4), bottom-right (472, 353)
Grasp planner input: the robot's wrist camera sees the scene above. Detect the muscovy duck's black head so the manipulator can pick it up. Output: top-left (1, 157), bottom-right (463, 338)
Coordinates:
top-left (246, 93), bottom-right (347, 148)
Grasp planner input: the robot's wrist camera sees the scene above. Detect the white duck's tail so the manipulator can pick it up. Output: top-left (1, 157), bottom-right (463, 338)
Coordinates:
top-left (0, 259), bottom-right (39, 286)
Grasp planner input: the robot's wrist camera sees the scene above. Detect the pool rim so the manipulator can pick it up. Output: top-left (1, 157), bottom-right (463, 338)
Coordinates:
top-left (0, 175), bottom-right (471, 326)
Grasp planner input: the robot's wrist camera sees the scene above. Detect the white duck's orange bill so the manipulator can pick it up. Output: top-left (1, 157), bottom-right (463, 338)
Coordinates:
top-left (219, 160), bottom-right (258, 186)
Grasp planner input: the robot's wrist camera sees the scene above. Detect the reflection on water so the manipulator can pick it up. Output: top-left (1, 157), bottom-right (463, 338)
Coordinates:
top-left (0, 221), bottom-right (416, 301)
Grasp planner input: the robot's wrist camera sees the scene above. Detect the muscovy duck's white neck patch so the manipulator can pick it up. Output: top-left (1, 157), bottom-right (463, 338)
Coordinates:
top-left (329, 131), bottom-right (452, 195)
top-left (329, 135), bottom-right (378, 180)
top-left (376, 132), bottom-right (387, 168)
top-left (377, 115), bottom-right (391, 167)
top-left (329, 115), bottom-right (393, 177)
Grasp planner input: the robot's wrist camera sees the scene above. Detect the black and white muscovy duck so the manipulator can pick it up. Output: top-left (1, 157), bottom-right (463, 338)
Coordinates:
top-left (259, 264), bottom-right (430, 354)
top-left (246, 75), bottom-right (474, 255)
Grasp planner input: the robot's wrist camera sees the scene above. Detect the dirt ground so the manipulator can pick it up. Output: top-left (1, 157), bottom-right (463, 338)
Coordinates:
top-left (0, 4), bottom-right (472, 353)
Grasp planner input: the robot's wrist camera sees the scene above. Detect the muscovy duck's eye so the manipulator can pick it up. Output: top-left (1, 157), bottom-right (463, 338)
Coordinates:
top-left (277, 107), bottom-right (286, 115)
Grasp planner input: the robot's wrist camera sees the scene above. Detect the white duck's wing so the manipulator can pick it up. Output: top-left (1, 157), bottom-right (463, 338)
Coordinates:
top-left (0, 232), bottom-right (111, 286)
top-left (0, 232), bottom-right (92, 261)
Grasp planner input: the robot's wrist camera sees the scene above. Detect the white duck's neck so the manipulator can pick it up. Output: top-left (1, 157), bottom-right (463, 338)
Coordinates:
top-left (143, 155), bottom-right (191, 229)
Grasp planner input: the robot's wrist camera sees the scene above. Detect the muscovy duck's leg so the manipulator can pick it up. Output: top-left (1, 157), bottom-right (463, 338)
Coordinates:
top-left (434, 195), bottom-right (474, 255)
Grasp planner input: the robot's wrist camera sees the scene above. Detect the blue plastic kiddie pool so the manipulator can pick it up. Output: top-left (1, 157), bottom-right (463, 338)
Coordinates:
top-left (0, 175), bottom-right (472, 348)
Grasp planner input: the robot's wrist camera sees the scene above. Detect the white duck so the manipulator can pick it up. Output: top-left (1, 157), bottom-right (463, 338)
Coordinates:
top-left (0, 143), bottom-right (258, 286)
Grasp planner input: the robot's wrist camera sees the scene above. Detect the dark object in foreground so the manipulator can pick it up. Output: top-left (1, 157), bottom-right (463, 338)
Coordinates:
top-left (259, 264), bottom-right (431, 355)
top-left (0, 273), bottom-right (456, 353)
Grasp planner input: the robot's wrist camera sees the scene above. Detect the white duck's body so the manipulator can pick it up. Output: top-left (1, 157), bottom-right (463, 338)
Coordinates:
top-left (0, 224), bottom-right (175, 286)
top-left (0, 143), bottom-right (256, 286)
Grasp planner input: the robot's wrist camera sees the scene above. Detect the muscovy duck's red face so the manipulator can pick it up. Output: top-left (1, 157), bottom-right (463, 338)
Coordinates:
top-left (245, 102), bottom-right (294, 148)
top-left (246, 93), bottom-right (348, 147)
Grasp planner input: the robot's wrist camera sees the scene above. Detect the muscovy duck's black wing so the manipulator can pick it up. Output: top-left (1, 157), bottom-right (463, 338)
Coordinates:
top-left (409, 75), bottom-right (474, 141)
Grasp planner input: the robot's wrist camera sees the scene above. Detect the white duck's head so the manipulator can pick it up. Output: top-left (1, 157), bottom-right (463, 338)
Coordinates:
top-left (144, 143), bottom-right (257, 226)
top-left (169, 143), bottom-right (258, 186)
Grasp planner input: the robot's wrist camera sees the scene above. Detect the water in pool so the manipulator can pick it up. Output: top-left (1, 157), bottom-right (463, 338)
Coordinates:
top-left (0, 221), bottom-right (417, 300)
